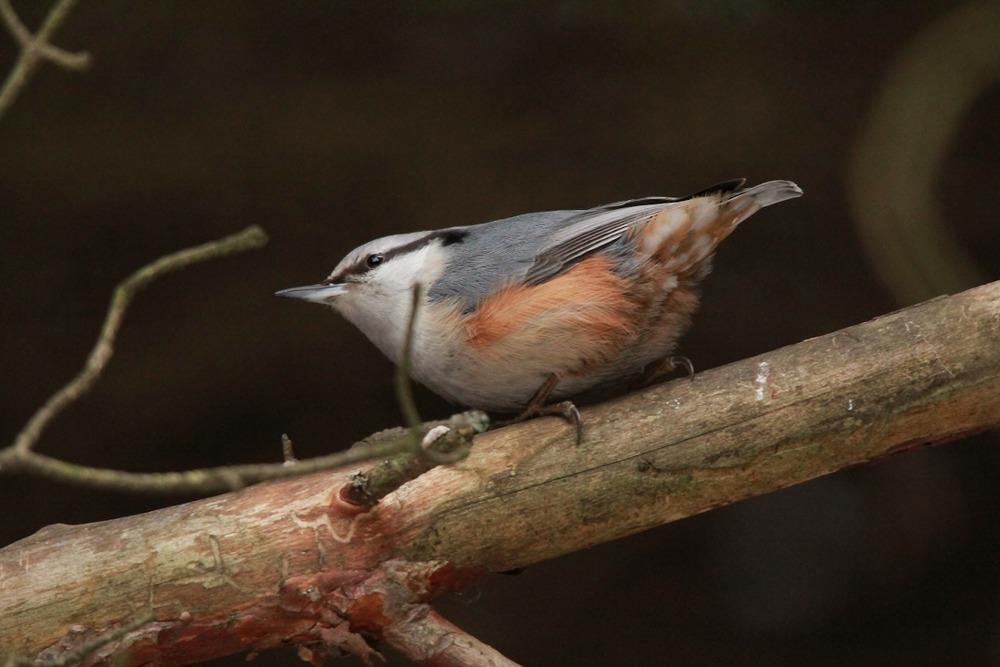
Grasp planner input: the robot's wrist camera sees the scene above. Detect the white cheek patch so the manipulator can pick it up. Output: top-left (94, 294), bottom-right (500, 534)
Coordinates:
top-left (330, 242), bottom-right (453, 366)
top-left (378, 245), bottom-right (435, 290)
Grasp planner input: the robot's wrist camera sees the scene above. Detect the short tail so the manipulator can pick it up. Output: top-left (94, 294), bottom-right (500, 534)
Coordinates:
top-left (715, 179), bottom-right (803, 233)
top-left (729, 179), bottom-right (803, 208)
top-left (646, 179), bottom-right (802, 277)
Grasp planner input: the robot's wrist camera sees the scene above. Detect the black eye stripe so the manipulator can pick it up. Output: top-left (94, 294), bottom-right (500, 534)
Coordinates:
top-left (441, 230), bottom-right (468, 246)
top-left (345, 229), bottom-right (466, 280)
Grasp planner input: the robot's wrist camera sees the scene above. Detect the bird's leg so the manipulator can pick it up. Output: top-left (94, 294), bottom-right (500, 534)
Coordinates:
top-left (494, 373), bottom-right (584, 445)
top-left (639, 355), bottom-right (695, 388)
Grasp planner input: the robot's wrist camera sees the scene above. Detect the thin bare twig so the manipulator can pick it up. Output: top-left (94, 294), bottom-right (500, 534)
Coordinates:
top-left (9, 226), bottom-right (268, 457)
top-left (396, 283), bottom-right (426, 444)
top-left (0, 229), bottom-right (484, 495)
top-left (0, 0), bottom-right (91, 122)
top-left (0, 0), bottom-right (89, 68)
top-left (393, 282), bottom-right (483, 462)
top-left (0, 434), bottom-right (423, 494)
top-left (281, 433), bottom-right (297, 463)
top-left (338, 411), bottom-right (485, 509)
top-left (337, 284), bottom-right (485, 509)
top-left (0, 227), bottom-right (353, 494)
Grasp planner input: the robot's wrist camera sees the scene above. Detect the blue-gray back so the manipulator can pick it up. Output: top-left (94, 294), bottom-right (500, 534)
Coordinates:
top-left (428, 210), bottom-right (582, 311)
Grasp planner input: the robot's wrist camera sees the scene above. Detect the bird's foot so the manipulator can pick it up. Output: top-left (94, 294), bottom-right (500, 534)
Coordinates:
top-left (493, 374), bottom-right (584, 445)
top-left (640, 355), bottom-right (695, 387)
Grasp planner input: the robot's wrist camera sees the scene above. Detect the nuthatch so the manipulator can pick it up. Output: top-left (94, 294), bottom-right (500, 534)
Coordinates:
top-left (277, 179), bottom-right (802, 438)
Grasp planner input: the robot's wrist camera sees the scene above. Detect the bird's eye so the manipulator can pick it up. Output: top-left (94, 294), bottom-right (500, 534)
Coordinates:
top-left (365, 254), bottom-right (384, 269)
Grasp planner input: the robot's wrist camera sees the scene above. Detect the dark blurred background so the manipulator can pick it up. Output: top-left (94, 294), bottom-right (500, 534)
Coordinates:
top-left (2, 1), bottom-right (999, 665)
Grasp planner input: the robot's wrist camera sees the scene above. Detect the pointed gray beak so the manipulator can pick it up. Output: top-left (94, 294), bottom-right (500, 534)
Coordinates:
top-left (275, 283), bottom-right (347, 305)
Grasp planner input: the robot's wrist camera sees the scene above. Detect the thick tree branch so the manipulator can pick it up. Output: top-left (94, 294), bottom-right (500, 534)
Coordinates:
top-left (1, 280), bottom-right (998, 664)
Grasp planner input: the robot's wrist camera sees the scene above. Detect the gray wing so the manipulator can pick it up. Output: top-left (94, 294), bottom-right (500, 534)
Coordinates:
top-left (428, 179), bottom-right (748, 309)
top-left (427, 210), bottom-right (584, 311)
top-left (522, 179), bottom-right (747, 285)
top-left (521, 204), bottom-right (664, 285)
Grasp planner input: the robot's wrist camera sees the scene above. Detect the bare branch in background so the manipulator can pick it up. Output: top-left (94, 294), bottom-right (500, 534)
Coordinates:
top-left (8, 227), bottom-right (268, 460)
top-left (0, 228), bottom-right (484, 495)
top-left (0, 0), bottom-right (91, 121)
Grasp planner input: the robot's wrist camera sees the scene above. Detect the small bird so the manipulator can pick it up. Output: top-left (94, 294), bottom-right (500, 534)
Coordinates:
top-left (277, 179), bottom-right (802, 437)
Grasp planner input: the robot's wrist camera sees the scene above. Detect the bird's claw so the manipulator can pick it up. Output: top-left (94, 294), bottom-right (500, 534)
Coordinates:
top-left (494, 399), bottom-right (584, 445)
top-left (641, 354), bottom-right (695, 387)
top-left (493, 373), bottom-right (584, 444)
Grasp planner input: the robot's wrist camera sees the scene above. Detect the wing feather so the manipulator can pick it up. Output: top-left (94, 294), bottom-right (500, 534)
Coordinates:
top-left (522, 179), bottom-right (750, 285)
top-left (522, 206), bottom-right (659, 285)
